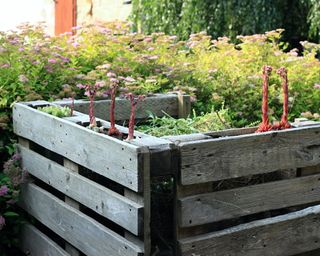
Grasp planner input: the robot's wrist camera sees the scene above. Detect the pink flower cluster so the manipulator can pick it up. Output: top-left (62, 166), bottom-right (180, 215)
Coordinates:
top-left (0, 185), bottom-right (9, 196)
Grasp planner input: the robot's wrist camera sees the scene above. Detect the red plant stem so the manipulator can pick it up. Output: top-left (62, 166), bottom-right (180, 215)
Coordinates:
top-left (89, 95), bottom-right (95, 125)
top-left (277, 67), bottom-right (291, 129)
top-left (110, 87), bottom-right (116, 129)
top-left (128, 104), bottom-right (136, 140)
top-left (256, 66), bottom-right (273, 133)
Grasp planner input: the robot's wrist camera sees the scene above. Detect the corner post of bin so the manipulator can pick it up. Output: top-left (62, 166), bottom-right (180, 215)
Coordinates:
top-left (178, 93), bottom-right (191, 119)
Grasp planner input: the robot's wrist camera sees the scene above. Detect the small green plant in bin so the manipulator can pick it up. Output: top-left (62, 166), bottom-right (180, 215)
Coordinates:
top-left (137, 107), bottom-right (232, 137)
top-left (38, 106), bottom-right (72, 118)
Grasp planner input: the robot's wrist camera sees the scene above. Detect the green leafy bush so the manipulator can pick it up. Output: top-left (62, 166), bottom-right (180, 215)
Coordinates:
top-left (38, 106), bottom-right (71, 118)
top-left (0, 22), bottom-right (319, 158)
top-left (137, 108), bottom-right (232, 137)
top-left (0, 153), bottom-right (27, 253)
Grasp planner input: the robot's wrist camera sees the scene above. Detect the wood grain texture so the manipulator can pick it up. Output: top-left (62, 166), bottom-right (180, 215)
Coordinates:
top-left (13, 103), bottom-right (143, 191)
top-left (55, 93), bottom-right (183, 121)
top-left (179, 205), bottom-right (320, 256)
top-left (20, 224), bottom-right (70, 256)
top-left (18, 145), bottom-right (143, 235)
top-left (63, 159), bottom-right (80, 256)
top-left (179, 174), bottom-right (320, 227)
top-left (20, 183), bottom-right (144, 256)
top-left (180, 125), bottom-right (320, 185)
top-left (178, 94), bottom-right (191, 118)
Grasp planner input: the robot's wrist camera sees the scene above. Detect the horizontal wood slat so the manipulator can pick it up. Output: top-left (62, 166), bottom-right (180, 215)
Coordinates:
top-left (20, 224), bottom-right (70, 256)
top-left (55, 93), bottom-right (183, 121)
top-left (180, 125), bottom-right (320, 185)
top-left (19, 145), bottom-right (143, 235)
top-left (20, 183), bottom-right (144, 256)
top-left (13, 103), bottom-right (143, 191)
top-left (179, 205), bottom-right (320, 256)
top-left (179, 173), bottom-right (320, 227)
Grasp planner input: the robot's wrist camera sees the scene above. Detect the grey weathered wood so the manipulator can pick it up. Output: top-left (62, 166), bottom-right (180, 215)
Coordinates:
top-left (18, 137), bottom-right (30, 148)
top-left (162, 134), bottom-right (212, 144)
top-left (13, 103), bottom-right (143, 191)
top-left (140, 148), bottom-right (152, 256)
top-left (18, 145), bottom-right (143, 235)
top-left (20, 224), bottom-right (70, 256)
top-left (180, 125), bottom-right (320, 185)
top-left (63, 159), bottom-right (80, 256)
top-left (300, 164), bottom-right (320, 176)
top-left (123, 148), bottom-right (151, 255)
top-left (179, 205), bottom-right (320, 256)
top-left (179, 173), bottom-right (320, 227)
top-left (205, 126), bottom-right (258, 137)
top-left (55, 93), bottom-right (184, 121)
top-left (178, 94), bottom-right (191, 118)
top-left (20, 183), bottom-right (144, 256)
top-left (292, 118), bottom-right (320, 127)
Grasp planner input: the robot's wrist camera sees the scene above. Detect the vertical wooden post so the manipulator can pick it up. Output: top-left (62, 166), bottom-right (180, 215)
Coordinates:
top-left (294, 119), bottom-right (320, 177)
top-left (124, 148), bottom-right (151, 255)
top-left (63, 158), bottom-right (80, 256)
top-left (178, 93), bottom-right (191, 118)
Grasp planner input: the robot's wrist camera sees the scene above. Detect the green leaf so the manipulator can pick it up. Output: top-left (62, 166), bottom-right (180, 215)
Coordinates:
top-left (3, 211), bottom-right (19, 217)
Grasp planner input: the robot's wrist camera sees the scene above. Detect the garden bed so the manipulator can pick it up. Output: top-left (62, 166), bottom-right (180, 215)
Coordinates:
top-left (13, 100), bottom-right (320, 256)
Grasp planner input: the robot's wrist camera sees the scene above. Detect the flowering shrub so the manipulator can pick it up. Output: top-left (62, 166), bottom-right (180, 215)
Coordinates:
top-left (0, 153), bottom-right (27, 251)
top-left (0, 22), bottom-right (320, 160)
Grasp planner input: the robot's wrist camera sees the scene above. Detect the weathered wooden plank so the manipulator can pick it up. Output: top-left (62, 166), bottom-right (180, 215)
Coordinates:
top-left (162, 134), bottom-right (212, 144)
top-left (19, 145), bottom-right (143, 235)
top-left (20, 183), bottom-right (144, 256)
top-left (179, 205), bottom-right (320, 256)
top-left (142, 148), bottom-right (151, 256)
top-left (63, 159), bottom-right (80, 256)
top-left (55, 93), bottom-right (182, 121)
top-left (178, 94), bottom-right (191, 118)
top-left (125, 147), bottom-right (152, 255)
top-left (20, 224), bottom-right (70, 256)
top-left (300, 164), bottom-right (320, 176)
top-left (13, 103), bottom-right (143, 191)
top-left (180, 125), bottom-right (320, 185)
top-left (205, 127), bottom-right (258, 137)
top-left (179, 173), bottom-right (320, 227)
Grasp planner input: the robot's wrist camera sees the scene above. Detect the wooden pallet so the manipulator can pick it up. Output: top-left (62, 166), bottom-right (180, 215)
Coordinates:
top-left (165, 123), bottom-right (320, 256)
top-left (13, 99), bottom-right (320, 255)
top-left (13, 101), bottom-right (173, 256)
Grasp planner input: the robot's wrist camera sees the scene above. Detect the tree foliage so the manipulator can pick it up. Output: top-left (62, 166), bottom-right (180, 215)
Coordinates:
top-left (131, 0), bottom-right (319, 44)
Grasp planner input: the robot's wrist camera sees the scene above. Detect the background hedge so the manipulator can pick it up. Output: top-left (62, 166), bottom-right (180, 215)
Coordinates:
top-left (131, 0), bottom-right (320, 47)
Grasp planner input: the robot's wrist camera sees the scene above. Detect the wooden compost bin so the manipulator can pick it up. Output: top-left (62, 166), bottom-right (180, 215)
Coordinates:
top-left (164, 121), bottom-right (320, 256)
top-left (12, 93), bottom-right (189, 256)
top-left (13, 92), bottom-right (320, 256)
